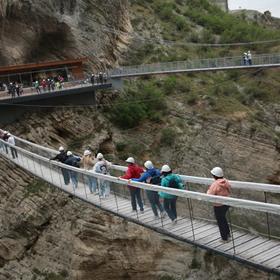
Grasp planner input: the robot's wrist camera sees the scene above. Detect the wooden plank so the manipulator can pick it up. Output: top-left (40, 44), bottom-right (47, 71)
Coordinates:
top-left (207, 231), bottom-right (247, 249)
top-left (219, 234), bottom-right (257, 253)
top-left (181, 223), bottom-right (218, 239)
top-left (196, 229), bottom-right (221, 244)
top-left (262, 255), bottom-right (280, 268)
top-left (234, 237), bottom-right (269, 255)
top-left (250, 245), bottom-right (280, 264)
top-left (239, 239), bottom-right (280, 259)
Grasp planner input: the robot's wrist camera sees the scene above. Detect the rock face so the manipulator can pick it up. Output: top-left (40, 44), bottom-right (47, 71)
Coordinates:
top-left (0, 0), bottom-right (131, 69)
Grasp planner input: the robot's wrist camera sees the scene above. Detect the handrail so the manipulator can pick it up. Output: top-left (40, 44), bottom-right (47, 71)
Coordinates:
top-left (12, 135), bottom-right (280, 194)
top-left (1, 139), bottom-right (280, 216)
top-left (109, 53), bottom-right (280, 78)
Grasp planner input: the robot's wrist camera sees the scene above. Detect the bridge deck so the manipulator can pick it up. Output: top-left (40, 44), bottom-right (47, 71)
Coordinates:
top-left (109, 53), bottom-right (280, 78)
top-left (2, 150), bottom-right (280, 275)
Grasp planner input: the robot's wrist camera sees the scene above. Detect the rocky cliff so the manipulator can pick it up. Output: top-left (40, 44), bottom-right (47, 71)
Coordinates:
top-left (0, 0), bottom-right (131, 69)
top-left (0, 0), bottom-right (280, 279)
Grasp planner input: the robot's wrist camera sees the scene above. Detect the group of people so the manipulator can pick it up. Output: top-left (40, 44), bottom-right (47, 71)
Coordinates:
top-left (33, 75), bottom-right (65, 94)
top-left (0, 81), bottom-right (24, 98)
top-left (90, 72), bottom-right (108, 85)
top-left (51, 146), bottom-right (231, 243)
top-left (242, 50), bottom-right (252, 65)
top-left (0, 130), bottom-right (18, 159)
top-left (50, 147), bottom-right (112, 199)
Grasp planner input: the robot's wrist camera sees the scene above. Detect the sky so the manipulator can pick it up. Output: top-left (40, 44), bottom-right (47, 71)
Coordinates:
top-left (228, 0), bottom-right (280, 18)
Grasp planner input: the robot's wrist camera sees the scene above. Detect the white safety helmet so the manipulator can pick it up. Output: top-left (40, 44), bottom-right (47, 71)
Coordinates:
top-left (211, 167), bottom-right (224, 178)
top-left (67, 151), bottom-right (72, 156)
top-left (144, 160), bottom-right (154, 170)
top-left (97, 153), bottom-right (103, 159)
top-left (161, 164), bottom-right (171, 173)
top-left (125, 157), bottom-right (135, 164)
top-left (59, 146), bottom-right (64, 152)
top-left (84, 150), bottom-right (91, 156)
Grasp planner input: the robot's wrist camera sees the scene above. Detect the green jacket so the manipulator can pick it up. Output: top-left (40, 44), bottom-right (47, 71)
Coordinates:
top-left (159, 174), bottom-right (184, 199)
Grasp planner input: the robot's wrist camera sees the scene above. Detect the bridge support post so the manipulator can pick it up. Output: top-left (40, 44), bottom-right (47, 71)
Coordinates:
top-left (228, 208), bottom-right (236, 255)
top-left (264, 192), bottom-right (271, 239)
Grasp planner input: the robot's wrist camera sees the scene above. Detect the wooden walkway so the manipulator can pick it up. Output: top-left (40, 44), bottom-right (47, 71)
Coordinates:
top-left (1, 148), bottom-right (280, 276)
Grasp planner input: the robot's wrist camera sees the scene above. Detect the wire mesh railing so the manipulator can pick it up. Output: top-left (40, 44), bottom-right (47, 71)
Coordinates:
top-left (109, 53), bottom-right (280, 78)
top-left (2, 138), bottom-right (280, 274)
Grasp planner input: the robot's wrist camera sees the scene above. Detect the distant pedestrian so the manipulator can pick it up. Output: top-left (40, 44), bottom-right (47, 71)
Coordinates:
top-left (243, 52), bottom-right (248, 65)
top-left (93, 153), bottom-right (112, 198)
top-left (103, 72), bottom-right (108, 83)
top-left (159, 165), bottom-right (184, 224)
top-left (132, 160), bottom-right (165, 219)
top-left (2, 131), bottom-right (9, 154)
top-left (15, 83), bottom-right (20, 97)
top-left (50, 146), bottom-right (70, 185)
top-left (90, 74), bottom-right (95, 85)
top-left (64, 151), bottom-right (81, 189)
top-left (7, 133), bottom-right (17, 159)
top-left (99, 72), bottom-right (103, 84)
top-left (207, 167), bottom-right (231, 243)
top-left (81, 150), bottom-right (97, 194)
top-left (41, 79), bottom-right (47, 92)
top-left (34, 81), bottom-right (41, 94)
top-left (120, 157), bottom-right (144, 213)
top-left (247, 50), bottom-right (252, 65)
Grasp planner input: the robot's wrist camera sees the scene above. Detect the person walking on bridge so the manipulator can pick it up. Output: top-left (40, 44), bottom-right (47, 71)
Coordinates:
top-left (120, 157), bottom-right (144, 213)
top-left (81, 149), bottom-right (97, 194)
top-left (131, 160), bottom-right (165, 219)
top-left (93, 153), bottom-right (112, 198)
top-left (207, 167), bottom-right (231, 243)
top-left (159, 165), bottom-right (184, 224)
top-left (64, 151), bottom-right (80, 189)
top-left (50, 146), bottom-right (70, 185)
top-left (247, 50), bottom-right (252, 65)
top-left (7, 133), bottom-right (18, 159)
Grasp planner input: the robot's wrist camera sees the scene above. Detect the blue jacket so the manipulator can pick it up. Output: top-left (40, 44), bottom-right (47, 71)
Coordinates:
top-left (132, 167), bottom-right (160, 183)
top-left (159, 173), bottom-right (184, 199)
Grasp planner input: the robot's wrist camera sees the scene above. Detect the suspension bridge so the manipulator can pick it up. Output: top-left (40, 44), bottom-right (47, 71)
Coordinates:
top-left (1, 136), bottom-right (280, 275)
top-left (109, 53), bottom-right (280, 78)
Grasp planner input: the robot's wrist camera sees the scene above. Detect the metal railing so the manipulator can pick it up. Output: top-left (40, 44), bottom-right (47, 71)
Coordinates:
top-left (13, 135), bottom-right (280, 194)
top-left (10, 135), bottom-right (280, 240)
top-left (109, 53), bottom-right (280, 78)
top-left (1, 139), bottom-right (280, 274)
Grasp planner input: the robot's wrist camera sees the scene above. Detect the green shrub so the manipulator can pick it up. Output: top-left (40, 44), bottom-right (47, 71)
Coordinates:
top-left (108, 83), bottom-right (166, 128)
top-left (162, 76), bottom-right (177, 95)
top-left (186, 93), bottom-right (198, 105)
top-left (160, 128), bottom-right (176, 146)
top-left (173, 15), bottom-right (189, 31)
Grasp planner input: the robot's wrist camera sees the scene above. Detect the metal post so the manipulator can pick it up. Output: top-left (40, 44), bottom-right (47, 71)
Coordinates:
top-left (264, 192), bottom-right (271, 239)
top-left (187, 198), bottom-right (195, 241)
top-left (227, 207), bottom-right (236, 255)
top-left (48, 160), bottom-right (55, 186)
top-left (81, 173), bottom-right (88, 199)
top-left (113, 186), bottom-right (119, 213)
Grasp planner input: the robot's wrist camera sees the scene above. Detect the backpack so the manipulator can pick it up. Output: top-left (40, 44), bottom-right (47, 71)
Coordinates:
top-left (168, 177), bottom-right (179, 189)
top-left (150, 175), bottom-right (161, 185)
top-left (99, 164), bottom-right (108, 175)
